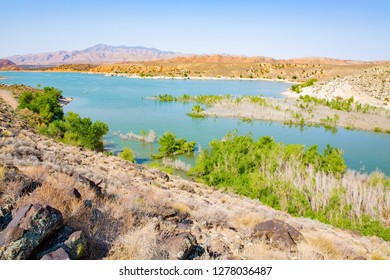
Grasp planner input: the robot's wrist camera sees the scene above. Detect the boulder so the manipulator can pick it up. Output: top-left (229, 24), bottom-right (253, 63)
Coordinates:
top-left (30, 225), bottom-right (74, 259)
top-left (64, 230), bottom-right (88, 259)
top-left (162, 233), bottom-right (198, 260)
top-left (0, 204), bottom-right (63, 260)
top-left (31, 226), bottom-right (88, 260)
top-left (41, 247), bottom-right (70, 260)
top-left (253, 219), bottom-right (304, 251)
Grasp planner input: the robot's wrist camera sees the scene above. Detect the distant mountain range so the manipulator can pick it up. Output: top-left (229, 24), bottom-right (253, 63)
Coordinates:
top-left (4, 44), bottom-right (386, 67)
top-left (5, 44), bottom-right (182, 65)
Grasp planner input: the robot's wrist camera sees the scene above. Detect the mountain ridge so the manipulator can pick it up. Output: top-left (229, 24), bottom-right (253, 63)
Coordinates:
top-left (5, 44), bottom-right (182, 65)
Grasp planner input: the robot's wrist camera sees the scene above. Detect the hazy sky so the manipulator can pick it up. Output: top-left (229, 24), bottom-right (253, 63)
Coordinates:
top-left (1, 0), bottom-right (389, 60)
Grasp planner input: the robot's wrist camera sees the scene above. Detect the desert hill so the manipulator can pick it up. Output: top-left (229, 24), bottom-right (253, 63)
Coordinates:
top-left (86, 55), bottom-right (386, 82)
top-left (0, 59), bottom-right (19, 70)
top-left (299, 63), bottom-right (390, 108)
top-left (0, 87), bottom-right (389, 260)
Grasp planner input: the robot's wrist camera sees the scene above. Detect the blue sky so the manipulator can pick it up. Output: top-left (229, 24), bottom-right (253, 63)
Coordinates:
top-left (1, 0), bottom-right (389, 60)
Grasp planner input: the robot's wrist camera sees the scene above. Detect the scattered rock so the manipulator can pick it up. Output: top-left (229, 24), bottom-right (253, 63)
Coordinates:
top-left (253, 219), bottom-right (304, 251)
top-left (70, 188), bottom-right (82, 200)
top-left (179, 184), bottom-right (195, 193)
top-left (160, 208), bottom-right (177, 219)
top-left (0, 204), bottom-right (63, 260)
top-left (177, 219), bottom-right (193, 231)
top-left (41, 247), bottom-right (70, 260)
top-left (84, 200), bottom-right (93, 208)
top-left (162, 232), bottom-right (198, 260)
top-left (207, 238), bottom-right (229, 259)
top-left (353, 256), bottom-right (367, 260)
top-left (64, 230), bottom-right (88, 259)
top-left (78, 174), bottom-right (104, 197)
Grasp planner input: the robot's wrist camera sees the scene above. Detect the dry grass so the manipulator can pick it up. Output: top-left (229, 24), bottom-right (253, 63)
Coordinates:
top-left (0, 180), bottom-right (22, 205)
top-left (171, 202), bottom-right (191, 215)
top-left (105, 224), bottom-right (162, 260)
top-left (300, 235), bottom-right (343, 260)
top-left (240, 241), bottom-right (292, 260)
top-left (0, 165), bottom-right (5, 181)
top-left (19, 165), bottom-right (48, 183)
top-left (370, 253), bottom-right (389, 260)
top-left (232, 212), bottom-right (265, 231)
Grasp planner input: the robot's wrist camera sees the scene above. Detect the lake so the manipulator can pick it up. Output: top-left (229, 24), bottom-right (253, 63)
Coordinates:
top-left (1, 71), bottom-right (389, 175)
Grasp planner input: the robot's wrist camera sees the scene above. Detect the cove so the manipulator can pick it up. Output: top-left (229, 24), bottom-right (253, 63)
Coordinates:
top-left (1, 71), bottom-right (389, 175)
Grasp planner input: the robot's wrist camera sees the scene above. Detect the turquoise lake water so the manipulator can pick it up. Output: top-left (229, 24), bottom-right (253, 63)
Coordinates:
top-left (1, 71), bottom-right (389, 175)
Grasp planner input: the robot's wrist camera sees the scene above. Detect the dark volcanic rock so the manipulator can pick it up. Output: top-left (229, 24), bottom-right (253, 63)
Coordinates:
top-left (253, 219), bottom-right (304, 251)
top-left (0, 204), bottom-right (63, 260)
top-left (70, 188), bottom-right (82, 200)
top-left (30, 225), bottom-right (75, 259)
top-left (3, 172), bottom-right (41, 196)
top-left (31, 226), bottom-right (88, 260)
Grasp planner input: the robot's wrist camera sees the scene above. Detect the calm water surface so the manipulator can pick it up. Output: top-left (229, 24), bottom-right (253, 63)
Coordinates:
top-left (1, 71), bottom-right (389, 175)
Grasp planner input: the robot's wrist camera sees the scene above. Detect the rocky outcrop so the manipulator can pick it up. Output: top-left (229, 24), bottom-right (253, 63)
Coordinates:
top-left (0, 204), bottom-right (63, 260)
top-left (253, 219), bottom-right (304, 251)
top-left (161, 233), bottom-right (199, 260)
top-left (30, 225), bottom-right (88, 260)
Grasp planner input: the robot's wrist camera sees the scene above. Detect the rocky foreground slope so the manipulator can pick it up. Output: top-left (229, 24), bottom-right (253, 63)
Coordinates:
top-left (1, 98), bottom-right (389, 260)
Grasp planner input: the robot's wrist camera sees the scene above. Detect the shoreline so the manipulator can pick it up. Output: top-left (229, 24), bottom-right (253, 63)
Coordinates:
top-left (0, 69), bottom-right (297, 84)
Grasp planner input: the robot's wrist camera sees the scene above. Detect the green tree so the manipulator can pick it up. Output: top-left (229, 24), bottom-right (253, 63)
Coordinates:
top-left (18, 87), bottom-right (64, 124)
top-left (152, 132), bottom-right (195, 158)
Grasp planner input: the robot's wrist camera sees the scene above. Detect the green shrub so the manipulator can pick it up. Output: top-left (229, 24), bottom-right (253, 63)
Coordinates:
top-left (152, 132), bottom-right (196, 159)
top-left (18, 87), bottom-right (63, 124)
top-left (118, 147), bottom-right (135, 162)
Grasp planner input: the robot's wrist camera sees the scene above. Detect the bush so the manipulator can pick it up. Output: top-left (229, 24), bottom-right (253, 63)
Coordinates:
top-left (44, 112), bottom-right (108, 152)
top-left (18, 87), bottom-right (63, 124)
top-left (152, 132), bottom-right (195, 159)
top-left (118, 147), bottom-right (135, 162)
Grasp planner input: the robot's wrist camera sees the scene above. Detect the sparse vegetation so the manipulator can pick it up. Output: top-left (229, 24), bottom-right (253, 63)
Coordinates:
top-left (190, 131), bottom-right (389, 240)
top-left (291, 78), bottom-right (318, 93)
